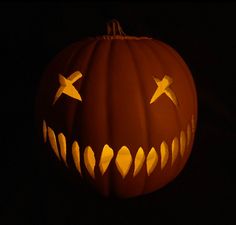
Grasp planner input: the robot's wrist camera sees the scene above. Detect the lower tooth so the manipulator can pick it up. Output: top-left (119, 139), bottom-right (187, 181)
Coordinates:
top-left (84, 146), bottom-right (96, 178)
top-left (58, 133), bottom-right (67, 165)
top-left (160, 141), bottom-right (169, 169)
top-left (47, 127), bottom-right (60, 160)
top-left (171, 137), bottom-right (179, 165)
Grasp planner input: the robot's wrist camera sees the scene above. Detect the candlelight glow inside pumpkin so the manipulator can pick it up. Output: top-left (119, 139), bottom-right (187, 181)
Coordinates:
top-left (36, 20), bottom-right (197, 198)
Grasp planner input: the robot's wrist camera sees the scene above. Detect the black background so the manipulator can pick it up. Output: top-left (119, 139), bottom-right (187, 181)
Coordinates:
top-left (0, 2), bottom-right (235, 225)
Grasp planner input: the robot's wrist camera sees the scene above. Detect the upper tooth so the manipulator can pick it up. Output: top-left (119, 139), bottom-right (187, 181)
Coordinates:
top-left (171, 137), bottom-right (179, 166)
top-left (115, 146), bottom-right (132, 179)
top-left (84, 146), bottom-right (96, 178)
top-left (191, 115), bottom-right (195, 133)
top-left (187, 123), bottom-right (191, 146)
top-left (133, 147), bottom-right (145, 177)
top-left (160, 141), bottom-right (169, 170)
top-left (180, 130), bottom-right (186, 157)
top-left (72, 140), bottom-right (82, 175)
top-left (43, 120), bottom-right (47, 143)
top-left (99, 144), bottom-right (114, 175)
top-left (146, 147), bottom-right (158, 176)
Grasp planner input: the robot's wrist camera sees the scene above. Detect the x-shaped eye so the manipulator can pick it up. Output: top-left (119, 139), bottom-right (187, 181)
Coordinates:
top-left (53, 71), bottom-right (82, 105)
top-left (150, 75), bottom-right (178, 106)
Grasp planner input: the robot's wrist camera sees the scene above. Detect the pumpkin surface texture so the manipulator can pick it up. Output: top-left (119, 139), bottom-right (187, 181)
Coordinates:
top-left (35, 20), bottom-right (197, 198)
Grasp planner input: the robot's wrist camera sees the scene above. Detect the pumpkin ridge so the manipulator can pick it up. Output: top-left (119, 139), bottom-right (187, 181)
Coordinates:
top-left (141, 40), bottom-right (184, 189)
top-left (125, 40), bottom-right (151, 194)
top-left (64, 39), bottom-right (94, 75)
top-left (63, 40), bottom-right (96, 140)
top-left (125, 40), bottom-right (150, 153)
top-left (71, 40), bottom-right (100, 164)
top-left (106, 40), bottom-right (116, 195)
top-left (127, 40), bottom-right (152, 193)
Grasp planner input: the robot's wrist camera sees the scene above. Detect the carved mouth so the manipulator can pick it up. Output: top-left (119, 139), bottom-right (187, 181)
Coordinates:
top-left (42, 115), bottom-right (195, 179)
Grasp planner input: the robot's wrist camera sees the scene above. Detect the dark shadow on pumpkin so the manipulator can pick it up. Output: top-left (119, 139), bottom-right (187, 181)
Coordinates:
top-left (39, 147), bottom-right (196, 224)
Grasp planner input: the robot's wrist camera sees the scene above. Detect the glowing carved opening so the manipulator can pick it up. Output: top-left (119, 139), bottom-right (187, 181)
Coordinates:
top-left (58, 133), bottom-right (67, 165)
top-left (48, 127), bottom-right (60, 160)
top-left (146, 147), bottom-right (158, 176)
top-left (160, 141), bottom-right (169, 170)
top-left (99, 144), bottom-right (114, 175)
top-left (133, 147), bottom-right (145, 177)
top-left (72, 141), bottom-right (81, 175)
top-left (150, 75), bottom-right (178, 106)
top-left (115, 146), bottom-right (132, 178)
top-left (191, 115), bottom-right (195, 133)
top-left (42, 120), bottom-right (47, 143)
top-left (84, 146), bottom-right (96, 178)
top-left (187, 124), bottom-right (191, 146)
top-left (53, 71), bottom-right (82, 104)
top-left (180, 131), bottom-right (186, 157)
top-left (171, 137), bottom-right (179, 166)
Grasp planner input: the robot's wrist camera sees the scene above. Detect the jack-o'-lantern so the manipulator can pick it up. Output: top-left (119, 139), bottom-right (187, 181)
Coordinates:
top-left (35, 20), bottom-right (197, 198)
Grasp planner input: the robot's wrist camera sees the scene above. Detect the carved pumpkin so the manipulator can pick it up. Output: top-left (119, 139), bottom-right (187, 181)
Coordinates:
top-left (35, 20), bottom-right (197, 198)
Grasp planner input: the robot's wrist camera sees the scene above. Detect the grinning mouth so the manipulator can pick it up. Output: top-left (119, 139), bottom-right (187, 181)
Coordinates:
top-left (42, 115), bottom-right (195, 179)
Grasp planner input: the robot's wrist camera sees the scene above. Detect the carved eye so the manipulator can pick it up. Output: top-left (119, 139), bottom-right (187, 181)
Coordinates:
top-left (53, 71), bottom-right (83, 105)
top-left (150, 75), bottom-right (178, 106)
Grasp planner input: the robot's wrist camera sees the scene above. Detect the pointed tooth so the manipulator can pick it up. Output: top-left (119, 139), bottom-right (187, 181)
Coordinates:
top-left (191, 115), bottom-right (195, 133)
top-left (171, 137), bottom-right (179, 166)
top-left (180, 130), bottom-right (186, 157)
top-left (58, 133), bottom-right (67, 165)
top-left (42, 120), bottom-right (47, 143)
top-left (72, 141), bottom-right (81, 175)
top-left (99, 145), bottom-right (114, 175)
top-left (187, 123), bottom-right (191, 146)
top-left (48, 127), bottom-right (60, 159)
top-left (84, 146), bottom-right (96, 178)
top-left (115, 146), bottom-right (132, 178)
top-left (146, 147), bottom-right (158, 176)
top-left (160, 141), bottom-right (169, 170)
top-left (133, 147), bottom-right (145, 177)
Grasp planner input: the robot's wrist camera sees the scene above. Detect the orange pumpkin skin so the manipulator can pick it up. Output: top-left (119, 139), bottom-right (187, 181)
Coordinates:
top-left (35, 27), bottom-right (197, 198)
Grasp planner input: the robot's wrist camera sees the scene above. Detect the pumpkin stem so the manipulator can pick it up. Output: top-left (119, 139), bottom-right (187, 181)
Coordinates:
top-left (107, 19), bottom-right (126, 36)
